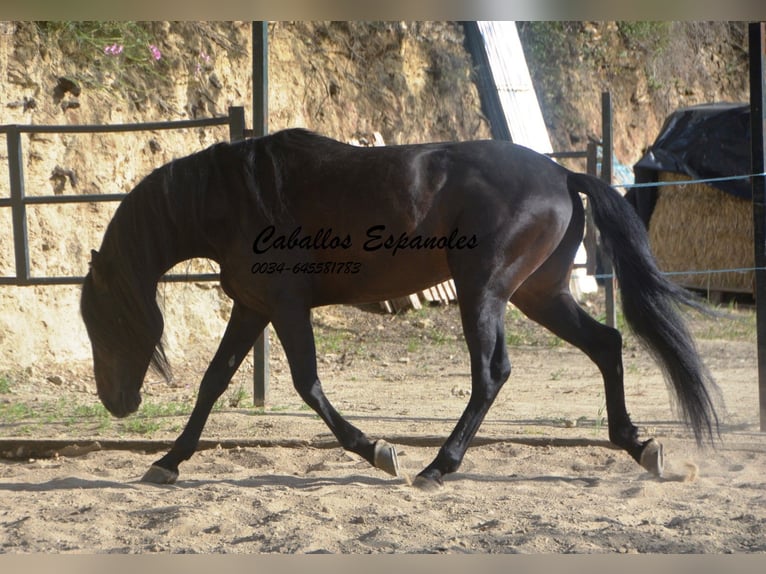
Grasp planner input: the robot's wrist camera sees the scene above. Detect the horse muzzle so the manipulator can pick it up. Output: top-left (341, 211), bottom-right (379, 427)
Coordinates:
top-left (99, 387), bottom-right (142, 418)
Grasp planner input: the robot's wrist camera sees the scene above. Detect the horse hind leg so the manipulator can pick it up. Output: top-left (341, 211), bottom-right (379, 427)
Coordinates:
top-left (414, 291), bottom-right (512, 490)
top-left (511, 283), bottom-right (664, 477)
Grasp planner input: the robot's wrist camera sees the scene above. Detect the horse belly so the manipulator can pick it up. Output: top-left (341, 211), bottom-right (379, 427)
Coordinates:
top-left (311, 249), bottom-right (453, 306)
top-left (223, 241), bottom-right (452, 311)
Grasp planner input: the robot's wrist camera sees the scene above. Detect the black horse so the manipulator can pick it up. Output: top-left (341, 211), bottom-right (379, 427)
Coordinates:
top-left (80, 129), bottom-right (721, 489)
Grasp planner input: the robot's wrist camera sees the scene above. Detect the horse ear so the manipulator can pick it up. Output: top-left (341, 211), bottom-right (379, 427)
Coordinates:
top-left (89, 249), bottom-right (108, 291)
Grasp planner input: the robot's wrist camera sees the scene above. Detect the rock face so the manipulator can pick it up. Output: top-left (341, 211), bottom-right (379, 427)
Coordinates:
top-left (516, 21), bottom-right (749, 165)
top-left (0, 21), bottom-right (490, 370)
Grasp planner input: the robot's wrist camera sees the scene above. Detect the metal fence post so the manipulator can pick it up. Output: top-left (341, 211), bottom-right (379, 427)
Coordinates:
top-left (585, 142), bottom-right (599, 277)
top-left (228, 106), bottom-right (246, 142)
top-left (250, 22), bottom-right (270, 408)
top-left (7, 127), bottom-right (30, 285)
top-left (749, 22), bottom-right (766, 432)
top-left (253, 21), bottom-right (268, 137)
top-left (601, 92), bottom-right (617, 329)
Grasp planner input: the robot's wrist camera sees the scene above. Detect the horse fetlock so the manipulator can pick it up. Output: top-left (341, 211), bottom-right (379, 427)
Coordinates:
top-left (608, 423), bottom-right (639, 450)
top-left (373, 440), bottom-right (400, 477)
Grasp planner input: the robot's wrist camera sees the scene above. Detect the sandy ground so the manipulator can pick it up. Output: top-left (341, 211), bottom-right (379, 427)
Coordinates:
top-left (0, 298), bottom-right (764, 554)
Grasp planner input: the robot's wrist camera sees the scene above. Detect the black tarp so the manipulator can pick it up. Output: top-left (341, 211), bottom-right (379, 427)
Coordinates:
top-left (629, 102), bottom-right (751, 226)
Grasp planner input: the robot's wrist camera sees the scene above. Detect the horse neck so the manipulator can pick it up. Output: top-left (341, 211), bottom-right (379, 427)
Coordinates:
top-left (105, 170), bottom-right (218, 293)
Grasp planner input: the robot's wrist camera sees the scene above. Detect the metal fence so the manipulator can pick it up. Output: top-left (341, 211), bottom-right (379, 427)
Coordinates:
top-left (0, 106), bottom-right (247, 286)
top-left (0, 105), bottom-right (274, 404)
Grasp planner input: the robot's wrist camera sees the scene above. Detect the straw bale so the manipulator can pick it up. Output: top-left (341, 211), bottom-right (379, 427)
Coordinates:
top-left (648, 171), bottom-right (754, 294)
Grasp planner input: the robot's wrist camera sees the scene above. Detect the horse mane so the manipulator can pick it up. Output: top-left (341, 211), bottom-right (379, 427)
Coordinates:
top-left (84, 141), bottom-right (244, 383)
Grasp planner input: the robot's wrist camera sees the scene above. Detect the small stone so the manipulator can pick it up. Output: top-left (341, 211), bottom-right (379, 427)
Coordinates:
top-left (46, 375), bottom-right (64, 386)
top-left (61, 99), bottom-right (81, 111)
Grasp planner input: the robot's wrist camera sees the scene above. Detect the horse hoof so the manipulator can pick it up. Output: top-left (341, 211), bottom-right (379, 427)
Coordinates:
top-left (141, 464), bottom-right (179, 484)
top-left (412, 475), bottom-right (442, 492)
top-left (639, 439), bottom-right (664, 478)
top-left (373, 440), bottom-right (400, 477)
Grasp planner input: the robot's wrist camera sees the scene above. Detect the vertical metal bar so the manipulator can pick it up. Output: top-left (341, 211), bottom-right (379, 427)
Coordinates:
top-left (228, 106), bottom-right (246, 142)
top-left (252, 21), bottom-right (268, 137)
top-left (7, 127), bottom-right (30, 285)
top-left (601, 92), bottom-right (617, 328)
top-left (252, 21), bottom-right (270, 408)
top-left (253, 330), bottom-right (270, 409)
top-left (749, 22), bottom-right (766, 432)
top-left (584, 142), bottom-right (599, 277)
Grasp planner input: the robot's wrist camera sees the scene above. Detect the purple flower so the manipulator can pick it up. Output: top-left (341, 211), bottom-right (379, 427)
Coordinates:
top-left (104, 43), bottom-right (123, 56)
top-left (149, 44), bottom-right (161, 61)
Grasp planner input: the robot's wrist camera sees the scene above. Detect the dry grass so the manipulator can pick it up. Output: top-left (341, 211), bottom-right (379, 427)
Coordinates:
top-left (648, 171), bottom-right (754, 294)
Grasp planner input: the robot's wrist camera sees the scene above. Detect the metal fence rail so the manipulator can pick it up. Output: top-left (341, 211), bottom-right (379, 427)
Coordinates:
top-left (0, 106), bottom-right (246, 286)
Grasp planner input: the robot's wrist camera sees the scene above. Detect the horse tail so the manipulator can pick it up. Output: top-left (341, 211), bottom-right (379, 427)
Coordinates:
top-left (566, 171), bottom-right (722, 446)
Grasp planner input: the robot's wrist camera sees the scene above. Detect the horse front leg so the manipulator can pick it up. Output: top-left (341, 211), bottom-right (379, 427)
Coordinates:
top-left (271, 306), bottom-right (400, 477)
top-left (141, 303), bottom-right (268, 484)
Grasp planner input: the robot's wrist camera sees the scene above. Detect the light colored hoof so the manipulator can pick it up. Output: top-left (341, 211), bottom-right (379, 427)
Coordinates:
top-left (639, 439), bottom-right (664, 478)
top-left (373, 440), bottom-right (400, 477)
top-left (412, 475), bottom-right (442, 492)
top-left (141, 464), bottom-right (179, 484)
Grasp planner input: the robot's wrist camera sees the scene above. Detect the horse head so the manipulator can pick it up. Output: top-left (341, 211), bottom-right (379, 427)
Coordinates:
top-left (80, 249), bottom-right (169, 417)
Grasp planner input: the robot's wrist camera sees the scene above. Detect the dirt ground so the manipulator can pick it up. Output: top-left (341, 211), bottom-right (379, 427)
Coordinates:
top-left (0, 295), bottom-right (764, 554)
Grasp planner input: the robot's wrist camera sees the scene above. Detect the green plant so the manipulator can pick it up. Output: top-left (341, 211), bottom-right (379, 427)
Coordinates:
top-left (594, 400), bottom-right (607, 433)
top-left (549, 369), bottom-right (565, 381)
top-left (34, 21), bottom-right (168, 98)
top-left (0, 402), bottom-right (36, 422)
top-left (517, 21), bottom-right (577, 66)
top-left (38, 21), bottom-right (162, 67)
top-left (72, 403), bottom-right (112, 431)
top-left (226, 385), bottom-right (249, 408)
top-left (428, 329), bottom-right (449, 345)
top-left (617, 21), bottom-right (671, 52)
top-left (0, 375), bottom-right (10, 394)
top-left (124, 418), bottom-right (162, 435)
